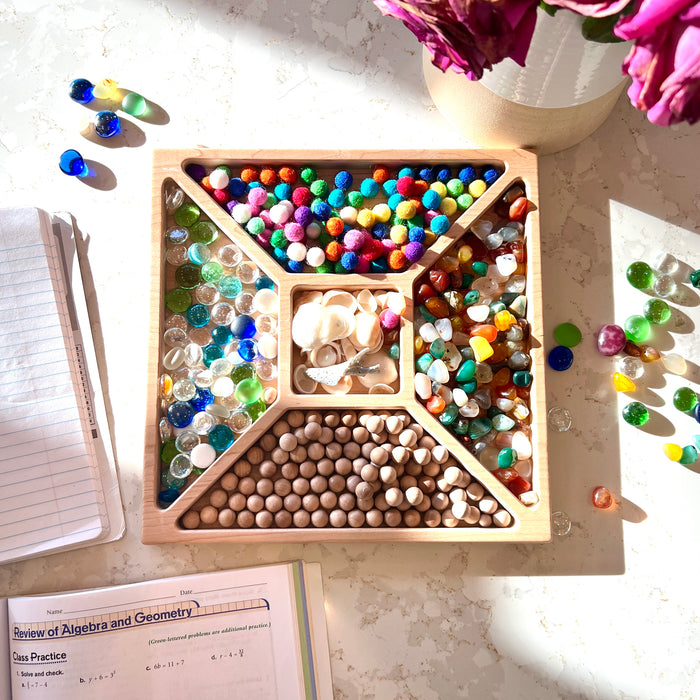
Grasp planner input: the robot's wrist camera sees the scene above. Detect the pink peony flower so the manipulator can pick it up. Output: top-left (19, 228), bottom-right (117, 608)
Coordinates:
top-left (616, 0), bottom-right (700, 125)
top-left (374, 0), bottom-right (539, 79)
top-left (546, 0), bottom-right (632, 17)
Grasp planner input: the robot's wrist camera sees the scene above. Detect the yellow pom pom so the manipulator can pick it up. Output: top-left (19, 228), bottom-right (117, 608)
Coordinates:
top-left (468, 179), bottom-right (487, 198)
top-left (663, 443), bottom-right (683, 461)
top-left (430, 182), bottom-right (447, 198)
top-left (423, 230), bottom-right (437, 247)
top-left (612, 372), bottom-right (636, 392)
top-left (439, 197), bottom-right (458, 216)
top-left (390, 225), bottom-right (408, 245)
top-left (372, 203), bottom-right (391, 223)
top-left (356, 208), bottom-right (376, 229)
top-left (469, 336), bottom-right (493, 362)
top-left (395, 200), bottom-right (416, 220)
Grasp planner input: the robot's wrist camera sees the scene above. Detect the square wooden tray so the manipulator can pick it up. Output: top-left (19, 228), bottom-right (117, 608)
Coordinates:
top-left (143, 149), bottom-right (550, 543)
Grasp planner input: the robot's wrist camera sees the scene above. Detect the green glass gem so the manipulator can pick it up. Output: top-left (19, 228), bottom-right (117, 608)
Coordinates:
top-left (300, 167), bottom-right (316, 184)
top-left (231, 363), bottom-right (256, 383)
top-left (164, 288), bottom-right (191, 313)
top-left (456, 359), bottom-right (476, 382)
top-left (626, 261), bottom-right (654, 290)
top-left (679, 445), bottom-right (698, 466)
top-left (201, 261), bottom-right (223, 284)
top-left (218, 276), bottom-right (242, 299)
top-left (459, 380), bottom-right (477, 394)
top-left (173, 202), bottom-right (200, 227)
top-left (624, 315), bottom-right (651, 343)
top-left (202, 344), bottom-right (224, 367)
top-left (122, 92), bottom-right (147, 116)
top-left (492, 414), bottom-right (516, 432)
top-left (439, 404), bottom-right (459, 426)
top-left (643, 299), bottom-right (671, 325)
top-left (235, 377), bottom-right (263, 405)
top-left (174, 263), bottom-right (201, 289)
top-left (689, 269), bottom-right (700, 288)
top-left (160, 439), bottom-right (179, 464)
top-left (513, 371), bottom-right (532, 387)
top-left (246, 399), bottom-right (267, 421)
top-left (472, 261), bottom-right (488, 277)
top-left (189, 220), bottom-right (218, 245)
top-left (622, 401), bottom-right (650, 426)
top-left (416, 353), bottom-right (434, 373)
top-left (497, 448), bottom-right (517, 469)
top-left (554, 322), bottom-right (582, 347)
top-left (468, 417), bottom-right (492, 440)
top-left (388, 343), bottom-right (400, 361)
top-left (456, 193), bottom-right (474, 210)
top-left (673, 387), bottom-right (698, 412)
top-left (429, 338), bottom-right (446, 359)
top-left (453, 418), bottom-right (470, 435)
top-left (463, 290), bottom-right (480, 306)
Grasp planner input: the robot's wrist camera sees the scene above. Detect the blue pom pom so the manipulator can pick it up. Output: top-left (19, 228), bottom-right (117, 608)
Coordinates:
top-left (398, 167), bottom-right (415, 178)
top-left (418, 166), bottom-right (436, 181)
top-left (382, 179), bottom-right (398, 196)
top-left (430, 215), bottom-right (450, 235)
top-left (273, 247), bottom-right (289, 264)
top-left (274, 183), bottom-right (292, 201)
top-left (372, 223), bottom-right (390, 239)
top-left (360, 178), bottom-right (379, 198)
top-left (370, 257), bottom-right (389, 273)
top-left (311, 201), bottom-right (331, 221)
top-left (436, 166), bottom-right (451, 182)
top-left (246, 181), bottom-right (263, 192)
top-left (387, 193), bottom-right (404, 211)
top-left (409, 227), bottom-right (426, 243)
top-left (458, 167), bottom-right (477, 184)
top-left (334, 170), bottom-right (353, 190)
top-left (340, 251), bottom-right (358, 271)
top-left (422, 189), bottom-right (441, 210)
top-left (482, 168), bottom-right (500, 185)
top-left (228, 178), bottom-right (246, 197)
top-left (287, 259), bottom-right (304, 273)
top-left (328, 188), bottom-right (346, 208)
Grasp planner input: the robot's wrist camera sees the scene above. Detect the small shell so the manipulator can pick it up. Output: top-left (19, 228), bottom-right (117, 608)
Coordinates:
top-left (368, 383), bottom-right (394, 394)
top-left (321, 375), bottom-right (353, 395)
top-left (384, 291), bottom-right (407, 315)
top-left (293, 364), bottom-right (317, 394)
top-left (340, 337), bottom-right (358, 360)
top-left (295, 290), bottom-right (323, 307)
top-left (358, 352), bottom-right (398, 388)
top-left (310, 343), bottom-right (340, 367)
top-left (349, 312), bottom-right (381, 349)
top-left (322, 290), bottom-right (358, 312)
top-left (355, 289), bottom-right (378, 314)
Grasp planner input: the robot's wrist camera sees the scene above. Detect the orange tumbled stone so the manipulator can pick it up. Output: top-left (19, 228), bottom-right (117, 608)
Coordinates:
top-left (495, 468), bottom-right (518, 483)
top-left (494, 310), bottom-right (516, 331)
top-left (426, 395), bottom-right (446, 414)
top-left (508, 476), bottom-right (531, 496)
top-left (487, 343), bottom-right (510, 364)
top-left (592, 486), bottom-right (614, 509)
top-left (416, 283), bottom-right (436, 305)
top-left (509, 196), bottom-right (529, 221)
top-left (428, 269), bottom-right (450, 292)
top-left (492, 367), bottom-right (512, 387)
top-left (425, 296), bottom-right (450, 318)
top-left (640, 344), bottom-right (661, 362)
top-left (470, 324), bottom-right (498, 342)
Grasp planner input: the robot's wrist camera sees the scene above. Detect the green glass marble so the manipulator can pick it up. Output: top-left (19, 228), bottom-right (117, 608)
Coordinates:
top-left (497, 448), bottom-right (517, 469)
top-left (174, 263), bottom-right (201, 289)
top-left (160, 439), bottom-right (178, 464)
top-left (689, 269), bottom-right (700, 288)
top-left (173, 202), bottom-right (200, 227)
top-left (472, 261), bottom-right (488, 277)
top-left (622, 401), bottom-right (650, 426)
top-left (513, 371), bottom-right (532, 387)
top-left (673, 387), bottom-right (698, 412)
top-left (246, 399), bottom-right (267, 421)
top-left (202, 344), bottom-right (224, 367)
top-left (231, 363), bottom-right (256, 383)
top-left (468, 417), bottom-right (492, 440)
top-left (554, 322), bottom-right (582, 347)
top-left (438, 404), bottom-right (459, 426)
top-left (164, 288), bottom-right (191, 313)
top-left (626, 261), bottom-right (654, 290)
top-left (624, 315), bottom-right (651, 343)
top-left (388, 343), bottom-right (400, 361)
top-left (201, 261), bottom-right (224, 284)
top-left (416, 353), bottom-right (434, 373)
top-left (429, 338), bottom-right (446, 359)
top-left (122, 92), bottom-right (146, 116)
top-left (456, 359), bottom-right (476, 382)
top-left (218, 276), bottom-right (242, 299)
top-left (189, 221), bottom-right (218, 245)
top-left (679, 445), bottom-right (698, 465)
top-left (643, 299), bottom-right (671, 325)
top-left (235, 378), bottom-right (263, 405)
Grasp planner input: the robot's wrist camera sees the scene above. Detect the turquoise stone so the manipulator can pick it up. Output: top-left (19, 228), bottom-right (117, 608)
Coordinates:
top-left (680, 445), bottom-right (698, 465)
top-left (453, 418), bottom-right (470, 435)
top-left (468, 417), bottom-right (492, 439)
top-left (459, 380), bottom-right (477, 394)
top-left (388, 343), bottom-right (400, 360)
top-left (500, 292), bottom-right (518, 306)
top-left (430, 338), bottom-right (446, 359)
top-left (416, 353), bottom-right (434, 373)
top-left (439, 404), bottom-right (459, 426)
top-left (456, 359), bottom-right (476, 382)
top-left (509, 295), bottom-right (527, 318)
top-left (492, 414), bottom-right (516, 431)
top-left (460, 273), bottom-right (475, 288)
top-left (463, 290), bottom-right (480, 306)
top-left (513, 371), bottom-right (532, 387)
top-left (498, 448), bottom-right (517, 469)
top-left (419, 305), bottom-right (437, 322)
top-left (472, 261), bottom-right (488, 277)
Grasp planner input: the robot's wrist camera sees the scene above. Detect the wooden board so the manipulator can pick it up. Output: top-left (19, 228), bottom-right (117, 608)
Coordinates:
top-left (143, 149), bottom-right (550, 543)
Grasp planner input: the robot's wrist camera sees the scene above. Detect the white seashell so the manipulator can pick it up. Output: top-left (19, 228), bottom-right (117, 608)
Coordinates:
top-left (310, 343), bottom-right (339, 367)
top-left (384, 291), bottom-right (406, 315)
top-left (321, 375), bottom-right (353, 394)
top-left (322, 290), bottom-right (357, 312)
top-left (355, 289), bottom-right (378, 314)
top-left (295, 290), bottom-right (323, 307)
top-left (369, 383), bottom-right (394, 394)
top-left (340, 337), bottom-right (357, 360)
top-left (293, 364), bottom-right (317, 394)
top-left (292, 302), bottom-right (355, 350)
top-left (357, 352), bottom-right (398, 388)
top-left (349, 312), bottom-right (381, 349)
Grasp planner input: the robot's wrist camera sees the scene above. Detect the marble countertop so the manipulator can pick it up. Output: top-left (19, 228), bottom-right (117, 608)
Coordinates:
top-left (1, 1), bottom-right (699, 698)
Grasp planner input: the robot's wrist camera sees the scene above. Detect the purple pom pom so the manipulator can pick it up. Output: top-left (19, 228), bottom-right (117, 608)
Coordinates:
top-left (294, 205), bottom-right (313, 228)
top-left (404, 241), bottom-right (424, 262)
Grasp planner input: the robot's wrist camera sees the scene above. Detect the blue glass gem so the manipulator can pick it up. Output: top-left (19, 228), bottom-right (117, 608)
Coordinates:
top-left (69, 78), bottom-right (94, 104)
top-left (211, 325), bottom-right (233, 346)
top-left (202, 344), bottom-right (224, 367)
top-left (158, 488), bottom-right (180, 506)
top-left (548, 345), bottom-right (574, 371)
top-left (94, 110), bottom-right (121, 138)
top-left (238, 339), bottom-right (257, 362)
top-left (209, 424), bottom-right (235, 451)
top-left (255, 276), bottom-right (275, 291)
top-left (230, 314), bottom-right (256, 340)
top-left (190, 388), bottom-right (214, 412)
top-left (694, 402), bottom-right (700, 424)
top-left (59, 149), bottom-right (88, 177)
top-left (185, 304), bottom-right (210, 328)
top-left (167, 401), bottom-right (194, 428)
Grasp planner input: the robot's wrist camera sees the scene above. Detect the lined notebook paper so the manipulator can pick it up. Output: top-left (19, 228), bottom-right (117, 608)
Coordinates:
top-left (0, 208), bottom-right (124, 564)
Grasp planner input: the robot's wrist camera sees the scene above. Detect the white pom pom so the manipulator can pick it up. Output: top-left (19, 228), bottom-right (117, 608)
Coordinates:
top-left (306, 246), bottom-right (325, 267)
top-left (269, 203), bottom-right (290, 225)
top-left (340, 206), bottom-right (358, 225)
top-left (305, 222), bottom-right (322, 240)
top-left (208, 168), bottom-right (229, 190)
top-left (231, 203), bottom-right (252, 224)
top-left (286, 242), bottom-right (307, 262)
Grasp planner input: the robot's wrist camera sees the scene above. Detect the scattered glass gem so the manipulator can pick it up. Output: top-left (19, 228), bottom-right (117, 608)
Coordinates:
top-left (643, 299), bottom-right (671, 325)
top-left (551, 510), bottom-right (572, 536)
top-left (229, 409), bottom-right (252, 433)
top-left (626, 261), bottom-right (654, 289)
top-left (554, 322), bottom-right (582, 348)
top-left (663, 443), bottom-right (683, 461)
top-left (695, 404), bottom-right (700, 424)
top-left (613, 372), bottom-right (636, 392)
top-left (92, 78), bottom-right (118, 99)
top-left (122, 91), bottom-right (147, 116)
top-left (592, 486), bottom-right (614, 509)
top-left (689, 269), bottom-right (700, 288)
top-left (624, 315), bottom-right (651, 343)
top-left (93, 110), bottom-right (121, 138)
top-left (59, 149), bottom-right (88, 177)
top-left (169, 453), bottom-right (193, 479)
top-left (209, 424), bottom-right (235, 451)
top-left (192, 411), bottom-right (216, 435)
top-left (653, 252), bottom-right (678, 276)
top-left (69, 78), bottom-right (93, 103)
top-left (617, 355), bottom-right (644, 379)
top-left (167, 401), bottom-right (194, 428)
top-left (175, 431), bottom-right (200, 454)
top-left (622, 401), bottom-right (649, 426)
top-left (164, 184), bottom-right (185, 211)
top-left (662, 353), bottom-right (687, 375)
top-left (597, 324), bottom-right (626, 356)
top-left (673, 387), bottom-right (698, 412)
top-left (653, 274), bottom-right (676, 298)
top-left (219, 244), bottom-right (244, 267)
top-left (547, 406), bottom-right (572, 432)
top-left (680, 445), bottom-right (698, 465)
top-left (548, 345), bottom-right (574, 371)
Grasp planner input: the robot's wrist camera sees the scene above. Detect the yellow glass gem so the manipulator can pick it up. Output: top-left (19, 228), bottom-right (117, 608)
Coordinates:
top-left (494, 310), bottom-right (516, 331)
top-left (663, 443), bottom-right (683, 461)
top-left (469, 335), bottom-right (494, 362)
top-left (468, 179), bottom-right (487, 198)
top-left (457, 245), bottom-right (473, 266)
top-left (613, 372), bottom-right (636, 392)
top-left (93, 78), bottom-right (118, 99)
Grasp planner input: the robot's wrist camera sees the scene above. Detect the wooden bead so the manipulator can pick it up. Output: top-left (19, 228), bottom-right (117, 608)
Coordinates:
top-left (325, 442), bottom-right (343, 460)
top-left (329, 509), bottom-right (347, 528)
top-left (404, 461), bottom-right (422, 477)
top-left (341, 410), bottom-right (357, 427)
top-left (464, 505), bottom-right (481, 525)
top-left (405, 486), bottom-right (424, 506)
top-left (290, 445), bottom-right (307, 463)
top-left (423, 509), bottom-right (441, 527)
top-left (451, 500), bottom-right (468, 520)
top-left (256, 478), bottom-right (274, 497)
top-left (279, 432), bottom-right (298, 452)
top-left (338, 492), bottom-right (356, 512)
top-left (209, 489), bottom-right (228, 508)
top-left (319, 426), bottom-right (334, 445)
top-left (255, 510), bottom-right (273, 528)
top-left (306, 412), bottom-right (323, 425)
top-left (311, 510), bottom-right (329, 528)
top-left (272, 420), bottom-right (290, 438)
top-left (441, 510), bottom-right (460, 528)
top-left (411, 447), bottom-right (431, 466)
top-left (293, 510), bottom-right (310, 527)
top-left (431, 492), bottom-right (449, 510)
top-left (233, 459), bottom-right (252, 477)
top-left (374, 492), bottom-right (389, 511)
top-left (384, 509), bottom-right (402, 527)
top-left (407, 422), bottom-right (424, 439)
top-left (385, 487), bottom-right (403, 507)
top-left (478, 514), bottom-right (492, 527)
top-left (275, 510), bottom-right (292, 528)
top-left (323, 411), bottom-right (340, 428)
top-left (365, 415), bottom-right (384, 434)
top-left (317, 458), bottom-right (334, 476)
top-left (287, 410), bottom-right (305, 428)
top-left (436, 477), bottom-right (450, 493)
top-left (280, 462), bottom-right (299, 479)
top-left (357, 497), bottom-right (374, 512)
top-left (299, 460), bottom-right (316, 479)
top-left (370, 430), bottom-right (388, 445)
top-left (310, 475), bottom-right (328, 494)
top-left (403, 509), bottom-right (421, 527)
top-left (302, 493), bottom-right (320, 512)
top-left (220, 473), bottom-right (239, 491)
top-left (260, 433), bottom-right (277, 452)
top-left (466, 482), bottom-right (484, 501)
top-left (182, 510), bottom-right (200, 529)
top-left (345, 474), bottom-right (361, 493)
top-left (199, 505), bottom-right (218, 525)
top-left (258, 460), bottom-right (277, 479)
top-left (384, 416), bottom-right (403, 434)
top-left (366, 509), bottom-right (383, 527)
top-left (238, 476), bottom-right (256, 496)
top-left (352, 426), bottom-right (369, 443)
top-left (292, 477), bottom-right (310, 495)
top-left (218, 508), bottom-right (236, 527)
top-left (273, 478), bottom-right (291, 499)
top-left (493, 509), bottom-right (512, 528)
top-left (417, 475), bottom-right (435, 494)
top-left (444, 466), bottom-right (463, 486)
top-left (237, 510), bottom-right (254, 528)
top-left (423, 461), bottom-right (440, 477)
top-left (247, 494), bottom-right (264, 513)
top-left (352, 457), bottom-right (368, 475)
top-left (265, 494), bottom-right (283, 513)
top-left (283, 493), bottom-right (301, 512)
top-left (449, 488), bottom-right (467, 504)
top-left (479, 496), bottom-right (498, 514)
top-left (334, 426), bottom-right (351, 444)
top-left (360, 464), bottom-right (379, 483)
top-left (347, 509), bottom-right (365, 528)
top-left (360, 442), bottom-right (375, 460)
top-left (293, 426), bottom-right (309, 446)
top-left (320, 491), bottom-right (338, 509)
top-left (379, 465), bottom-right (397, 484)
top-left (334, 457), bottom-right (352, 475)
top-left (355, 481), bottom-right (374, 500)
top-left (328, 474), bottom-right (346, 493)
top-left (228, 493), bottom-right (246, 511)
top-left (270, 447), bottom-right (289, 465)
top-left (431, 445), bottom-right (449, 464)
top-left (418, 435), bottom-right (437, 450)
top-left (307, 442), bottom-right (325, 461)
top-left (342, 442), bottom-right (361, 460)
top-left (399, 475), bottom-right (417, 490)
top-left (415, 496), bottom-right (431, 512)
top-left (398, 429), bottom-right (417, 448)
top-left (304, 422), bottom-right (323, 441)
top-left (247, 447), bottom-right (264, 465)
top-left (391, 446), bottom-right (410, 464)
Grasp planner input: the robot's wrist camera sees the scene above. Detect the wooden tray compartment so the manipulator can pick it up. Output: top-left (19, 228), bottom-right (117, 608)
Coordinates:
top-left (144, 149), bottom-right (550, 543)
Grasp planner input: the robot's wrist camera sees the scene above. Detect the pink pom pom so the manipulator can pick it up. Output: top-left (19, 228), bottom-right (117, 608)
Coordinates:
top-left (343, 229), bottom-right (367, 251)
top-left (247, 187), bottom-right (268, 206)
top-left (284, 222), bottom-right (305, 242)
top-left (379, 309), bottom-right (400, 330)
top-left (354, 257), bottom-right (370, 274)
top-left (257, 230), bottom-right (272, 248)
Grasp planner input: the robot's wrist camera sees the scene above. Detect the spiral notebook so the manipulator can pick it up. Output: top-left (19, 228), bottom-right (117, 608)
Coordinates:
top-left (0, 207), bottom-right (124, 565)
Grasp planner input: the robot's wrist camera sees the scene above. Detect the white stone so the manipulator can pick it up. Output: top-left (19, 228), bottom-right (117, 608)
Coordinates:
top-left (190, 443), bottom-right (216, 469)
